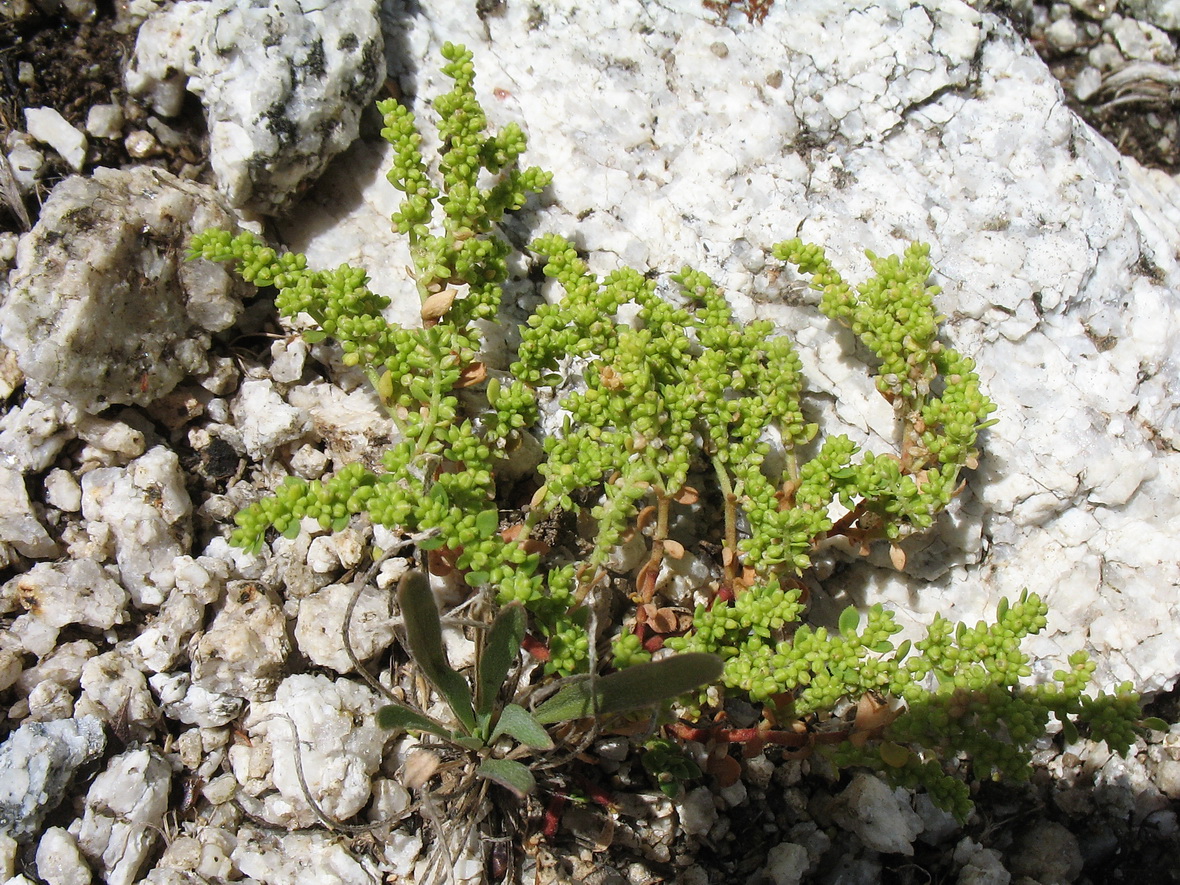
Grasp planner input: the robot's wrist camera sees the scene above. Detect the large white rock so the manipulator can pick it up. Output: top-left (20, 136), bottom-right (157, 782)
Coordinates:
top-left (284, 0), bottom-right (1180, 693)
top-left (0, 167), bottom-right (245, 413)
top-left (127, 0), bottom-right (385, 215)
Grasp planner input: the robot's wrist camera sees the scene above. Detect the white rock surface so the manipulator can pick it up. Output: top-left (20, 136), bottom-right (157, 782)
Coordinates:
top-left (127, 0), bottom-right (385, 215)
top-left (294, 578), bottom-right (397, 673)
top-left (241, 674), bottom-right (387, 827)
top-left (229, 379), bottom-right (311, 460)
top-left (23, 107), bottom-right (87, 172)
top-left (232, 827), bottom-right (383, 885)
top-left (122, 555), bottom-right (223, 673)
top-left (80, 446), bottom-right (192, 608)
top-left (0, 399), bottom-right (77, 473)
top-left (0, 166), bottom-right (246, 413)
top-left (0, 716), bottom-right (105, 842)
top-left (828, 773), bottom-right (925, 855)
top-left (76, 651), bottom-right (161, 740)
top-left (73, 748), bottom-right (171, 885)
top-left (1, 560), bottom-right (127, 657)
top-left (0, 466), bottom-right (56, 559)
top-left (189, 581), bottom-right (290, 700)
top-left (276, 0), bottom-right (1180, 693)
top-left (765, 841), bottom-right (811, 885)
top-left (35, 826), bottom-right (92, 885)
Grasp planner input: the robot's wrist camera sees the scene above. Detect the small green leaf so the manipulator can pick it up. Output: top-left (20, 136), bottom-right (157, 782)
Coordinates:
top-left (476, 758), bottom-right (536, 797)
top-left (533, 653), bottom-right (723, 725)
top-left (477, 604), bottom-right (526, 717)
top-left (871, 640), bottom-right (894, 654)
top-left (476, 509), bottom-right (500, 538)
top-left (418, 534), bottom-right (447, 551)
top-left (283, 523), bottom-right (301, 540)
top-left (996, 596), bottom-right (1009, 620)
top-left (465, 570), bottom-right (490, 587)
top-left (302, 329), bottom-right (328, 344)
top-left (331, 516), bottom-right (349, 532)
top-left (490, 703), bottom-right (554, 750)
top-left (398, 571), bottom-right (476, 733)
top-left (1140, 717), bottom-right (1170, 733)
top-left (838, 605), bottom-right (861, 636)
top-left (376, 704), bottom-right (454, 741)
top-left (894, 639), bottom-right (912, 662)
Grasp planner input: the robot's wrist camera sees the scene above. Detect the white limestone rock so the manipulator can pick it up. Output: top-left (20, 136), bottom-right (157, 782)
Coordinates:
top-left (243, 673), bottom-right (387, 828)
top-left (229, 379), bottom-right (312, 461)
top-left (953, 837), bottom-right (1011, 885)
top-left (0, 716), bottom-right (105, 842)
top-left (35, 826), bottom-right (92, 885)
top-left (0, 166), bottom-right (245, 413)
top-left (127, 0), bottom-right (385, 215)
top-left (80, 446), bottom-right (192, 609)
top-left (232, 827), bottom-right (383, 885)
top-left (149, 673), bottom-right (244, 728)
top-left (23, 107), bottom-right (87, 172)
top-left (1, 560), bottom-right (127, 658)
top-left (122, 555), bottom-right (224, 673)
top-left (76, 651), bottom-right (161, 740)
top-left (0, 466), bottom-right (56, 559)
top-left (828, 773), bottom-right (925, 855)
top-left (153, 828), bottom-right (235, 882)
top-left (764, 842), bottom-right (811, 885)
top-left (677, 786), bottom-right (718, 837)
top-left (294, 578), bottom-right (396, 673)
top-left (276, 0), bottom-right (1180, 693)
top-left (189, 581), bottom-right (290, 700)
top-left (1120, 0), bottom-right (1180, 30)
top-left (286, 380), bottom-right (397, 468)
top-left (0, 399), bottom-right (76, 473)
top-left (73, 747), bottom-right (171, 885)
top-left (43, 469), bottom-right (82, 513)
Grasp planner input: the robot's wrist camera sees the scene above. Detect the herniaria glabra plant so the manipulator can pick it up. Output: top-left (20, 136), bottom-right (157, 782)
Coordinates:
top-left (189, 43), bottom-right (1150, 825)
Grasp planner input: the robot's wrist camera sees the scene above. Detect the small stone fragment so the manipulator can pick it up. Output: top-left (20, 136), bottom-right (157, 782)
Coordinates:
top-left (829, 773), bottom-right (924, 855)
top-left (0, 466), bottom-right (56, 559)
top-left (2, 560), bottom-right (128, 657)
top-left (80, 446), bottom-right (192, 608)
top-left (35, 826), bottom-right (92, 885)
top-left (764, 842), bottom-right (810, 885)
top-left (23, 107), bottom-right (87, 172)
top-left (0, 716), bottom-right (106, 842)
top-left (189, 581), bottom-right (289, 699)
top-left (245, 673), bottom-right (386, 826)
top-left (294, 579), bottom-right (396, 673)
top-left (73, 747), bottom-right (172, 885)
top-left (229, 379), bottom-right (311, 460)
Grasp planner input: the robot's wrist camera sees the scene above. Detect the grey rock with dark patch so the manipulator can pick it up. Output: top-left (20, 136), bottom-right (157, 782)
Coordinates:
top-left (0, 716), bottom-right (105, 843)
top-left (127, 0), bottom-right (385, 215)
top-left (0, 166), bottom-right (244, 414)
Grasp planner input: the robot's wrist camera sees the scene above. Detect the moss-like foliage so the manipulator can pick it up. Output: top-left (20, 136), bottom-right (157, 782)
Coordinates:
top-left (189, 43), bottom-right (1148, 821)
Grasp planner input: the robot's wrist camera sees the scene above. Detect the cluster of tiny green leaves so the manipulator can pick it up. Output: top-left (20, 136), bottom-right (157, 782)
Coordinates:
top-left (189, 44), bottom-right (1150, 821)
top-left (826, 592), bottom-right (1143, 821)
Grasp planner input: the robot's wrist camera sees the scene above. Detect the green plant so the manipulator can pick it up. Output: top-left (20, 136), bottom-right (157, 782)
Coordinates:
top-left (375, 569), bottom-right (722, 797)
top-left (189, 42), bottom-right (1152, 825)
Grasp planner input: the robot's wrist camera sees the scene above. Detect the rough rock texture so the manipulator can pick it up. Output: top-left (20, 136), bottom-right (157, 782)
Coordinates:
top-left (240, 673), bottom-right (387, 828)
top-left (127, 0), bottom-right (385, 215)
top-left (73, 747), bottom-right (172, 885)
top-left (0, 717), bottom-right (106, 843)
top-left (80, 446), bottom-right (193, 609)
top-left (0, 166), bottom-right (245, 413)
top-left (287, 0), bottom-right (1180, 693)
